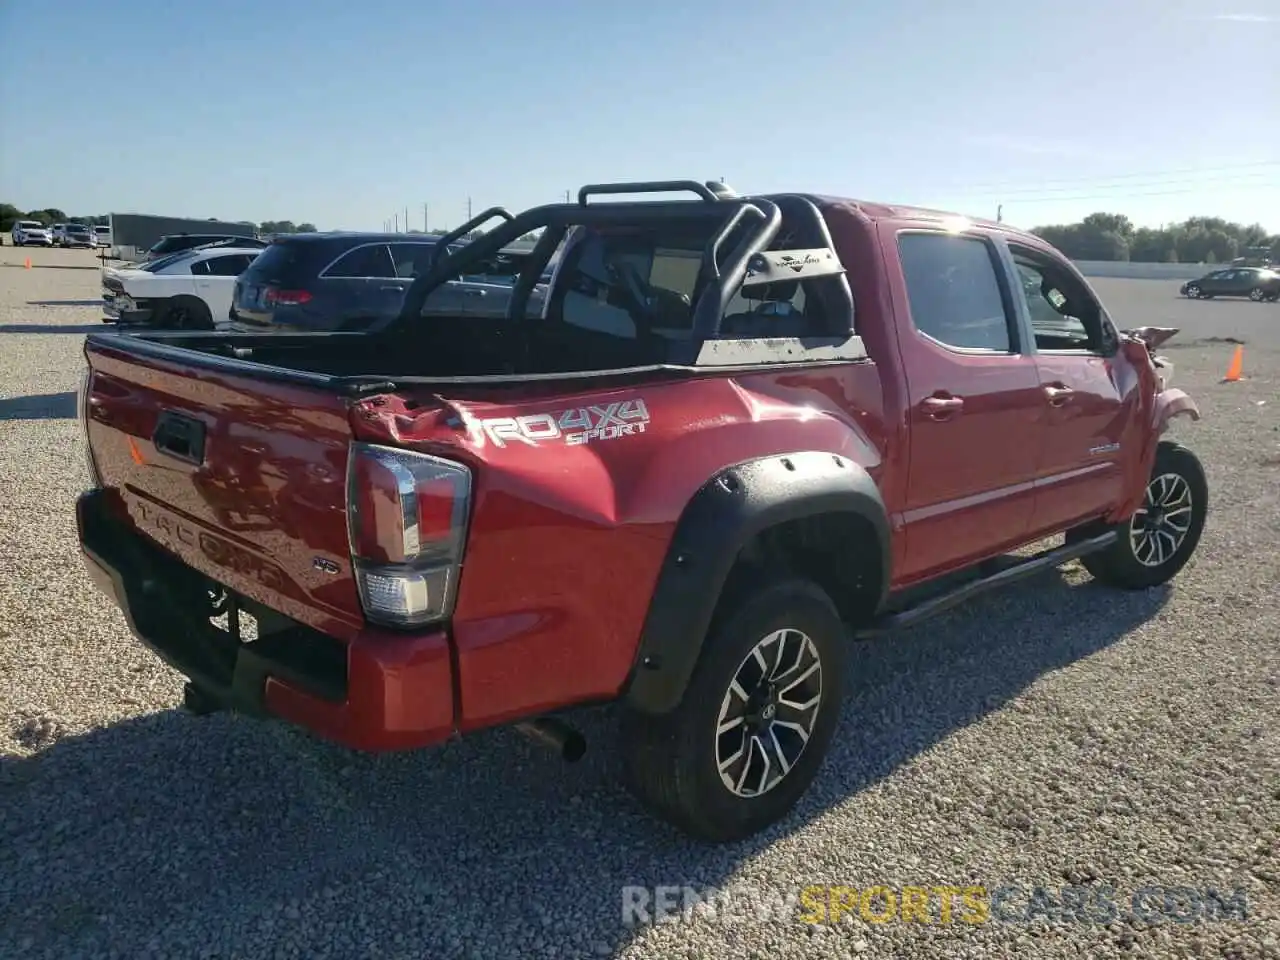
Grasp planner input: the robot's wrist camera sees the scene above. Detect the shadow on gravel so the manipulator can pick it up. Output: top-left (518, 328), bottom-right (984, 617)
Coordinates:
top-left (0, 324), bottom-right (104, 335)
top-left (0, 573), bottom-right (1169, 960)
top-left (0, 391), bottom-right (77, 421)
top-left (26, 299), bottom-right (104, 307)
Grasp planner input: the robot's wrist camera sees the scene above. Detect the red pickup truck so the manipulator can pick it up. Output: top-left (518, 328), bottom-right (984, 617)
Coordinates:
top-left (76, 181), bottom-right (1206, 843)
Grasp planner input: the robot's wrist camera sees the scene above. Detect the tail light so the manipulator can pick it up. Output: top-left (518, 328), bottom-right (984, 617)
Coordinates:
top-left (346, 443), bottom-right (472, 629)
top-left (263, 287), bottom-right (312, 307)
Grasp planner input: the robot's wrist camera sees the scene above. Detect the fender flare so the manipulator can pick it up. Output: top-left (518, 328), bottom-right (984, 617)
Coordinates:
top-left (623, 451), bottom-right (890, 716)
top-left (1153, 388), bottom-right (1200, 435)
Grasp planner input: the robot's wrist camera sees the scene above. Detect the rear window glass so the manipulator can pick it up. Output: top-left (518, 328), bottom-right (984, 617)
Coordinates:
top-left (241, 242), bottom-right (312, 283)
top-left (142, 251), bottom-right (197, 272)
top-left (149, 235), bottom-right (241, 255)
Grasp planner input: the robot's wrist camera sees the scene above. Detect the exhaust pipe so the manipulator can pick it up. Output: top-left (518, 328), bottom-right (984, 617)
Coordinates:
top-left (515, 717), bottom-right (587, 763)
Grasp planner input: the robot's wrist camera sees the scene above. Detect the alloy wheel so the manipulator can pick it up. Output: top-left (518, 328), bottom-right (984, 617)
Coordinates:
top-left (1129, 472), bottom-right (1194, 568)
top-left (715, 628), bottom-right (823, 798)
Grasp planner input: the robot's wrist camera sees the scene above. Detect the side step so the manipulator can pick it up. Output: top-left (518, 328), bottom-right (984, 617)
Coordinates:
top-left (855, 531), bottom-right (1117, 639)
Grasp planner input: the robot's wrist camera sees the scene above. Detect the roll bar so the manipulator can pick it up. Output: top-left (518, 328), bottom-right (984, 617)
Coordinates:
top-left (429, 207), bottom-right (515, 268)
top-left (394, 179), bottom-right (853, 339)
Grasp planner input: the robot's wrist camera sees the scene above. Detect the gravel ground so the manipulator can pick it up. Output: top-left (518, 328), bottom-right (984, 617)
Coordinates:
top-left (0, 248), bottom-right (1277, 959)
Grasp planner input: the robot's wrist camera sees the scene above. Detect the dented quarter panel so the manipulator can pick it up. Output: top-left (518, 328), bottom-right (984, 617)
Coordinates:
top-left (348, 361), bottom-right (888, 729)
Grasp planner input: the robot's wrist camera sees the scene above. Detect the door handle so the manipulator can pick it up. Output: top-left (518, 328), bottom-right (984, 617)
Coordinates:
top-left (463, 288), bottom-right (487, 297)
top-left (1044, 384), bottom-right (1075, 405)
top-left (921, 395), bottom-right (964, 419)
top-left (379, 285), bottom-right (406, 293)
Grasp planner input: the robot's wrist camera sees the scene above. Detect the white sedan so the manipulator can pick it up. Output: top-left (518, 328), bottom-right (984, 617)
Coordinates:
top-left (102, 245), bottom-right (262, 329)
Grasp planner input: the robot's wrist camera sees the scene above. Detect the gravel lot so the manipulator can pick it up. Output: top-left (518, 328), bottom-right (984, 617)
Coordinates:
top-left (1, 247), bottom-right (1277, 959)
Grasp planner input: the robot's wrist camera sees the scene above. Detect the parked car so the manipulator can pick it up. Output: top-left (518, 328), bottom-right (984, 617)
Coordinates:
top-left (51, 223), bottom-right (68, 246)
top-left (224, 232), bottom-right (548, 332)
top-left (1180, 267), bottom-right (1280, 302)
top-left (143, 233), bottom-right (269, 262)
top-left (76, 179), bottom-right (1206, 844)
top-left (63, 224), bottom-right (96, 248)
top-left (11, 220), bottom-right (52, 246)
top-left (94, 226), bottom-right (112, 248)
top-left (101, 245), bottom-right (262, 329)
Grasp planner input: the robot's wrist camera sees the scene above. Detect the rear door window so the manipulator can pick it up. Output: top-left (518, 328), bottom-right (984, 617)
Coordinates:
top-left (897, 232), bottom-right (1014, 352)
top-left (388, 242), bottom-right (438, 279)
top-left (324, 244), bottom-right (395, 279)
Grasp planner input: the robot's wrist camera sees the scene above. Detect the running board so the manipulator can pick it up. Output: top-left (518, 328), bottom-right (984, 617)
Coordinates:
top-left (855, 531), bottom-right (1118, 638)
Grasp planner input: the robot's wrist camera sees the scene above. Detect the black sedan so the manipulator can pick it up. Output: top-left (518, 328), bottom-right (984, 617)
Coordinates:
top-left (1181, 267), bottom-right (1280, 302)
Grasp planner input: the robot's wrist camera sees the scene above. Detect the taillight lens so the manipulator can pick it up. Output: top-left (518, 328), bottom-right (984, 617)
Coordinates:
top-left (263, 287), bottom-right (312, 307)
top-left (346, 444), bottom-right (472, 629)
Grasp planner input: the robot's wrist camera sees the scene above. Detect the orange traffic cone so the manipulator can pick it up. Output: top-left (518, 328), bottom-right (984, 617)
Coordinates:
top-left (1222, 345), bottom-right (1244, 382)
top-left (23, 257), bottom-right (31, 269)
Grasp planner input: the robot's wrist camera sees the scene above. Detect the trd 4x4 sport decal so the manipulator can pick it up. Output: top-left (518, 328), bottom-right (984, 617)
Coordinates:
top-left (477, 399), bottom-right (651, 448)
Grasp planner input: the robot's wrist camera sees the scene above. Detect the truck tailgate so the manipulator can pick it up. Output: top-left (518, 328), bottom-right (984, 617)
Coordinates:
top-left (83, 336), bottom-right (363, 637)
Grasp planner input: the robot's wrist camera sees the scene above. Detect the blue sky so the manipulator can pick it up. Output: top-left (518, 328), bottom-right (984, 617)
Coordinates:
top-left (2, 0), bottom-right (1277, 232)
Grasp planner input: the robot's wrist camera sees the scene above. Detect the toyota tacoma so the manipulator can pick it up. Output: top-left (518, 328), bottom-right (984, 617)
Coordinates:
top-left (76, 180), bottom-right (1206, 843)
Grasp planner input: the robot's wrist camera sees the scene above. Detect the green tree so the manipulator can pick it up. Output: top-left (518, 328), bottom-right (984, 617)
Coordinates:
top-left (1032, 213), bottom-right (1277, 264)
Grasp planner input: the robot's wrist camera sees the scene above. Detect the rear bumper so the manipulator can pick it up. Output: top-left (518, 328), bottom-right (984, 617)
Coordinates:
top-left (76, 489), bottom-right (456, 751)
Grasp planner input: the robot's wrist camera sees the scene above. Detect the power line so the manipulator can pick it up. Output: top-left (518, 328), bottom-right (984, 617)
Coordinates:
top-left (994, 182), bottom-right (1280, 206)
top-left (933, 159), bottom-right (1279, 193)
top-left (956, 171), bottom-right (1279, 199)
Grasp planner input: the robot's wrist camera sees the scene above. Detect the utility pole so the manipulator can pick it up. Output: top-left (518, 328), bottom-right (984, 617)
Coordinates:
top-left (394, 212), bottom-right (399, 233)
top-left (563, 190), bottom-right (570, 203)
top-left (404, 206), bottom-right (409, 232)
top-left (997, 204), bottom-right (1004, 224)
top-left (467, 196), bottom-right (473, 221)
top-left (423, 203), bottom-right (428, 232)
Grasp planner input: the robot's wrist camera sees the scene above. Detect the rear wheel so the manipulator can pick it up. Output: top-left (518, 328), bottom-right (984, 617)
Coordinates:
top-left (1185, 284), bottom-right (1201, 299)
top-left (160, 296), bottom-right (214, 330)
top-left (620, 577), bottom-right (847, 843)
top-left (1077, 441), bottom-right (1208, 589)
top-left (1249, 287), bottom-right (1265, 302)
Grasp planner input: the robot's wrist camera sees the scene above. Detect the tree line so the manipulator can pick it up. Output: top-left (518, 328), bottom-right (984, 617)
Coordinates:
top-left (1030, 213), bottom-right (1278, 265)
top-left (1, 204), bottom-right (317, 235)
top-left (10, 200), bottom-right (1272, 265)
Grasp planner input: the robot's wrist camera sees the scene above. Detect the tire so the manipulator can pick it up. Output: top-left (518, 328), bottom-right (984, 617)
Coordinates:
top-left (1249, 287), bottom-right (1265, 302)
top-left (159, 296), bottom-right (213, 330)
top-left (620, 577), bottom-right (847, 843)
top-left (1079, 440), bottom-right (1208, 590)
top-left (1185, 285), bottom-right (1201, 299)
